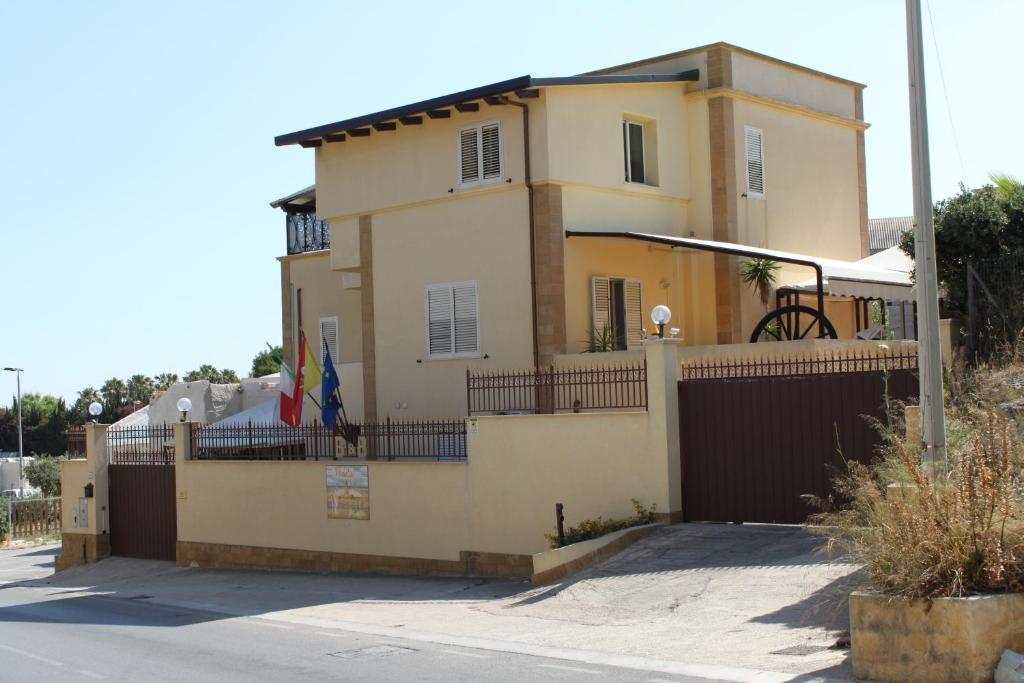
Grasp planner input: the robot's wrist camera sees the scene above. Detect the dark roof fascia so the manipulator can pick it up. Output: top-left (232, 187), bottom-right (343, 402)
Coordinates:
top-left (269, 185), bottom-right (316, 210)
top-left (275, 71), bottom-right (699, 147)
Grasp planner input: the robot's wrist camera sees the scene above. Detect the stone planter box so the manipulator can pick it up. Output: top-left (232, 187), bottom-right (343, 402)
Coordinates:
top-left (851, 591), bottom-right (1024, 683)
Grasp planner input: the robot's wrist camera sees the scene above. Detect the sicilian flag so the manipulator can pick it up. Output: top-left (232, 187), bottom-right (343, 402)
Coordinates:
top-left (279, 351), bottom-right (305, 427)
top-left (302, 332), bottom-right (322, 393)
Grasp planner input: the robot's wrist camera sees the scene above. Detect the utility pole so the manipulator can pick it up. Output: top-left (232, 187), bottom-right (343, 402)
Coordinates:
top-left (905, 0), bottom-right (947, 472)
top-left (3, 368), bottom-right (25, 497)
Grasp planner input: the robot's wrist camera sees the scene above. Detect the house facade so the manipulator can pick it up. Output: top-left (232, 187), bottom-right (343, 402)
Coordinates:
top-left (274, 42), bottom-right (876, 419)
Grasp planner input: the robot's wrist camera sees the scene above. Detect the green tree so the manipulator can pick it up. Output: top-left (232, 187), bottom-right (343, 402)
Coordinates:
top-left (183, 365), bottom-right (240, 384)
top-left (25, 456), bottom-right (63, 497)
top-left (901, 177), bottom-right (1024, 318)
top-left (153, 373), bottom-right (179, 391)
top-left (126, 374), bottom-right (155, 405)
top-left (250, 346), bottom-right (282, 378)
top-left (100, 378), bottom-right (128, 410)
top-left (70, 387), bottom-right (101, 424)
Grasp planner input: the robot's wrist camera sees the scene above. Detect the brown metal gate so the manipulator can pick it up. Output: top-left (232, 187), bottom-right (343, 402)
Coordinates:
top-left (108, 425), bottom-right (177, 561)
top-left (678, 352), bottom-right (918, 524)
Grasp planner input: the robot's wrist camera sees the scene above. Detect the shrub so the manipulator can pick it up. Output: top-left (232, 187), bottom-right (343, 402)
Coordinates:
top-left (25, 455), bottom-right (63, 498)
top-left (814, 350), bottom-right (1024, 599)
top-left (544, 499), bottom-right (656, 549)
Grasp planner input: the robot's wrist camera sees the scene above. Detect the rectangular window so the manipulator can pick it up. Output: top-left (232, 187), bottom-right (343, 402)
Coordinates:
top-left (592, 276), bottom-right (643, 350)
top-left (425, 281), bottom-right (480, 359)
top-left (744, 126), bottom-right (765, 198)
top-left (623, 120), bottom-right (646, 184)
top-left (319, 316), bottom-right (339, 365)
top-left (459, 122), bottom-right (502, 187)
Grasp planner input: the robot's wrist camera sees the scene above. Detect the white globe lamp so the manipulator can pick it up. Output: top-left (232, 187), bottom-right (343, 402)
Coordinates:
top-left (651, 305), bottom-right (672, 338)
top-left (176, 397), bottom-right (193, 423)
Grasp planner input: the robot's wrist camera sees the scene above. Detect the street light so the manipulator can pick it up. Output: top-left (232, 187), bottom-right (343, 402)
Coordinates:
top-left (3, 367), bottom-right (24, 498)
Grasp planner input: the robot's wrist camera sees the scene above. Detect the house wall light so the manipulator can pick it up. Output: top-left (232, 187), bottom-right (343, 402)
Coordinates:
top-left (177, 397), bottom-right (193, 423)
top-left (651, 305), bottom-right (672, 338)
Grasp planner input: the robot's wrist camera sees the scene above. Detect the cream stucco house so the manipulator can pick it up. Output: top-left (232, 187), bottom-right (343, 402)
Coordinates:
top-left (274, 42), bottom-right (912, 420)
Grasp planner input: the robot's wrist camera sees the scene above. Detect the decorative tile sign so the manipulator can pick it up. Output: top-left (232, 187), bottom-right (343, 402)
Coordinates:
top-left (326, 465), bottom-right (369, 520)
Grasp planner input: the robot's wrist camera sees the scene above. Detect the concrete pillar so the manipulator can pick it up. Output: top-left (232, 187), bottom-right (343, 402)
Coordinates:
top-left (644, 339), bottom-right (684, 524)
top-left (56, 424), bottom-right (111, 569)
top-left (174, 422), bottom-right (192, 464)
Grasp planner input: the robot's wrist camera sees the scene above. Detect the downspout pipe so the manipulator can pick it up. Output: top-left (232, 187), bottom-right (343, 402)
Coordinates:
top-left (499, 95), bottom-right (540, 368)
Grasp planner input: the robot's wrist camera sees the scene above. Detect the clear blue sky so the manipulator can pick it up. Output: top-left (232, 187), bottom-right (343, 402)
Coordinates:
top-left (1, 0), bottom-right (1020, 402)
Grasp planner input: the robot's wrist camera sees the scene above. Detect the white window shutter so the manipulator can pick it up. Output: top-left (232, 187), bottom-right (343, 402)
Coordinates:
top-left (624, 279), bottom-right (643, 349)
top-left (426, 287), bottom-right (453, 355)
top-left (592, 277), bottom-right (610, 336)
top-left (319, 317), bottom-right (339, 365)
top-left (460, 128), bottom-right (479, 184)
top-left (744, 126), bottom-right (765, 197)
top-left (481, 123), bottom-right (501, 180)
top-left (452, 282), bottom-right (479, 353)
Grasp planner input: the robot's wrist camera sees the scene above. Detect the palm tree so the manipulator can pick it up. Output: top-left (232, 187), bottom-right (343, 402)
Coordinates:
top-left (153, 373), bottom-right (179, 391)
top-left (100, 378), bottom-right (127, 409)
top-left (126, 374), bottom-right (155, 405)
top-left (740, 258), bottom-right (781, 311)
top-left (990, 173), bottom-right (1023, 202)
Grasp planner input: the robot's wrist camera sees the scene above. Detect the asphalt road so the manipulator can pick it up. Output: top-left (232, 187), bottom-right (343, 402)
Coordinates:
top-left (0, 546), bottom-right (720, 683)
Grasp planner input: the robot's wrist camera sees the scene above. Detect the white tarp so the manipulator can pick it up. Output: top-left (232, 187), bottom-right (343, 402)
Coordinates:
top-left (196, 396), bottom-right (303, 448)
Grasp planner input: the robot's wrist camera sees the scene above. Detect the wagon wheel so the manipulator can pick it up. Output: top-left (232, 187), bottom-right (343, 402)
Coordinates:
top-left (749, 305), bottom-right (838, 342)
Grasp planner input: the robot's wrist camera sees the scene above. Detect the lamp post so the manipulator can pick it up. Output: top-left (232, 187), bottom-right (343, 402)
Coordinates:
top-left (3, 367), bottom-right (24, 498)
top-left (88, 401), bottom-right (103, 424)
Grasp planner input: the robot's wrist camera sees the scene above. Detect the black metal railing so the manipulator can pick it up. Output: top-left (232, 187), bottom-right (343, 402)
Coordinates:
top-left (190, 418), bottom-right (467, 461)
top-left (286, 211), bottom-right (330, 254)
top-left (680, 349), bottom-right (919, 380)
top-left (65, 427), bottom-right (86, 458)
top-left (467, 363), bottom-right (648, 415)
top-left (108, 424), bottom-right (176, 465)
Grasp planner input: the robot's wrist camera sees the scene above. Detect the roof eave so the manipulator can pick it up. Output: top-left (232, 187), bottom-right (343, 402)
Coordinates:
top-left (275, 70), bottom-right (699, 147)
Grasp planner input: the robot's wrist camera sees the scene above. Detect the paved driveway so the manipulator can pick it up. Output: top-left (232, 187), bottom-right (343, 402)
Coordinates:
top-left (16, 525), bottom-right (859, 681)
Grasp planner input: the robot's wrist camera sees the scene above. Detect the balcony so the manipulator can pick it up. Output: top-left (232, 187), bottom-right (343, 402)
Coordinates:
top-left (286, 211), bottom-right (330, 255)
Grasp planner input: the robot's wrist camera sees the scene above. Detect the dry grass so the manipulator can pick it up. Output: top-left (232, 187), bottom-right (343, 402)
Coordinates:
top-left (813, 348), bottom-right (1024, 599)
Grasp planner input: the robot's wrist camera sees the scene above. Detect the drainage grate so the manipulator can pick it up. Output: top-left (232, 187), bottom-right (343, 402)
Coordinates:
top-left (329, 645), bottom-right (417, 660)
top-left (771, 644), bottom-right (830, 656)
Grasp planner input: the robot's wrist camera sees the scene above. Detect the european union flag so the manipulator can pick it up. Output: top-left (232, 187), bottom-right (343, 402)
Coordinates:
top-left (321, 344), bottom-right (343, 428)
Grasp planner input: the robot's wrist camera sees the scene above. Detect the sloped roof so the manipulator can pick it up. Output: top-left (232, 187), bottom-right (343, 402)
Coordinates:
top-left (869, 216), bottom-right (913, 252)
top-left (275, 71), bottom-right (699, 147)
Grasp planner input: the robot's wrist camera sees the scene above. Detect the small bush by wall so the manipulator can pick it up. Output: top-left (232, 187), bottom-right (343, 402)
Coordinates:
top-left (545, 499), bottom-right (656, 549)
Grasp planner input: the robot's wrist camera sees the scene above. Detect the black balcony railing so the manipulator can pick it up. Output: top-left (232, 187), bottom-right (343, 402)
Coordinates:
top-left (287, 211), bottom-right (330, 255)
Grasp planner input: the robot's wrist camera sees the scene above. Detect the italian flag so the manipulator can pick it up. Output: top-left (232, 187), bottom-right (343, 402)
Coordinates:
top-left (279, 349), bottom-right (305, 427)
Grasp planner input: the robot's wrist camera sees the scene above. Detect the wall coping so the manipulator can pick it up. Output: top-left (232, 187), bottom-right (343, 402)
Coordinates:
top-left (473, 411), bottom-right (647, 423)
top-left (531, 524), bottom-right (659, 585)
top-left (180, 459), bottom-right (467, 467)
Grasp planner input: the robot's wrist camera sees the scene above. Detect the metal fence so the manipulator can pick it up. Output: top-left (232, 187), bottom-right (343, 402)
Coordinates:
top-left (965, 255), bottom-right (1024, 362)
top-left (6, 497), bottom-right (61, 540)
top-left (65, 427), bottom-right (86, 458)
top-left (190, 418), bottom-right (467, 461)
top-left (467, 363), bottom-right (648, 415)
top-left (680, 350), bottom-right (919, 380)
top-left (108, 424), bottom-right (176, 465)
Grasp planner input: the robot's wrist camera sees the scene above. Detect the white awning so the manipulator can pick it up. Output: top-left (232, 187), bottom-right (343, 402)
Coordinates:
top-left (788, 246), bottom-right (914, 301)
top-left (197, 396), bottom-right (303, 448)
top-left (565, 231), bottom-right (915, 303)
